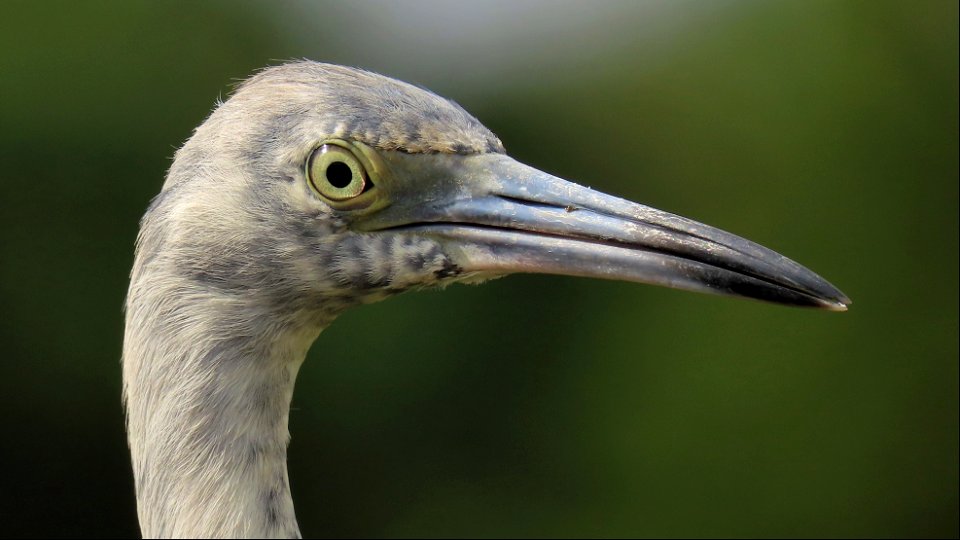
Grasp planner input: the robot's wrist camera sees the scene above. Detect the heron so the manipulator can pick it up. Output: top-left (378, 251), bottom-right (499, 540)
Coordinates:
top-left (122, 61), bottom-right (849, 538)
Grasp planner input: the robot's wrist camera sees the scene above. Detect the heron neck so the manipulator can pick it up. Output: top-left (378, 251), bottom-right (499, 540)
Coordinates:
top-left (123, 289), bottom-right (326, 538)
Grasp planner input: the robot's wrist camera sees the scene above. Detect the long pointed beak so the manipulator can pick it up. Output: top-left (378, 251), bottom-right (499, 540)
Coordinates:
top-left (362, 153), bottom-right (850, 310)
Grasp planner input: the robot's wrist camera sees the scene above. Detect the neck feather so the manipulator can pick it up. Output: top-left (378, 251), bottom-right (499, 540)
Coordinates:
top-left (123, 279), bottom-right (328, 538)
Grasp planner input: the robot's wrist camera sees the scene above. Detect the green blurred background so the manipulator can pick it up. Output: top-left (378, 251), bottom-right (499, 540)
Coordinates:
top-left (1, 1), bottom-right (956, 537)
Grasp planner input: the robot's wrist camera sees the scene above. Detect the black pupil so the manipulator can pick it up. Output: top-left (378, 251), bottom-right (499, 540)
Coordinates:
top-left (326, 161), bottom-right (354, 188)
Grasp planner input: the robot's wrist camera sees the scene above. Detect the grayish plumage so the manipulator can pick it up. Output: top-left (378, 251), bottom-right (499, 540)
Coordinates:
top-left (124, 61), bottom-right (848, 538)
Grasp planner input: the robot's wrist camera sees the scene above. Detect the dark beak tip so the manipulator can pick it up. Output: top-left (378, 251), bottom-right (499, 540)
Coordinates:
top-left (819, 282), bottom-right (852, 311)
top-left (811, 285), bottom-right (851, 311)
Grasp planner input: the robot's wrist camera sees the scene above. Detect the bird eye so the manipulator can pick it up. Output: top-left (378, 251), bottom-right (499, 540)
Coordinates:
top-left (307, 144), bottom-right (371, 201)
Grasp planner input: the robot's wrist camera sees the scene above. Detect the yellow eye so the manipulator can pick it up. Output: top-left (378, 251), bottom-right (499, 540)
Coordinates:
top-left (307, 144), bottom-right (371, 201)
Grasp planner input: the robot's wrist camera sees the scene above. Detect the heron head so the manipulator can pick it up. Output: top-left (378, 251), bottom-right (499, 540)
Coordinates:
top-left (142, 61), bottom-right (847, 324)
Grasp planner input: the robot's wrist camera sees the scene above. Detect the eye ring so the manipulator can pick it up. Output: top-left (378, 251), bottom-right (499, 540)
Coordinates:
top-left (306, 144), bottom-right (371, 201)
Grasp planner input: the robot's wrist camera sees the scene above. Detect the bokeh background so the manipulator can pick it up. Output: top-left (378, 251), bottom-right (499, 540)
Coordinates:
top-left (1, 1), bottom-right (957, 537)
